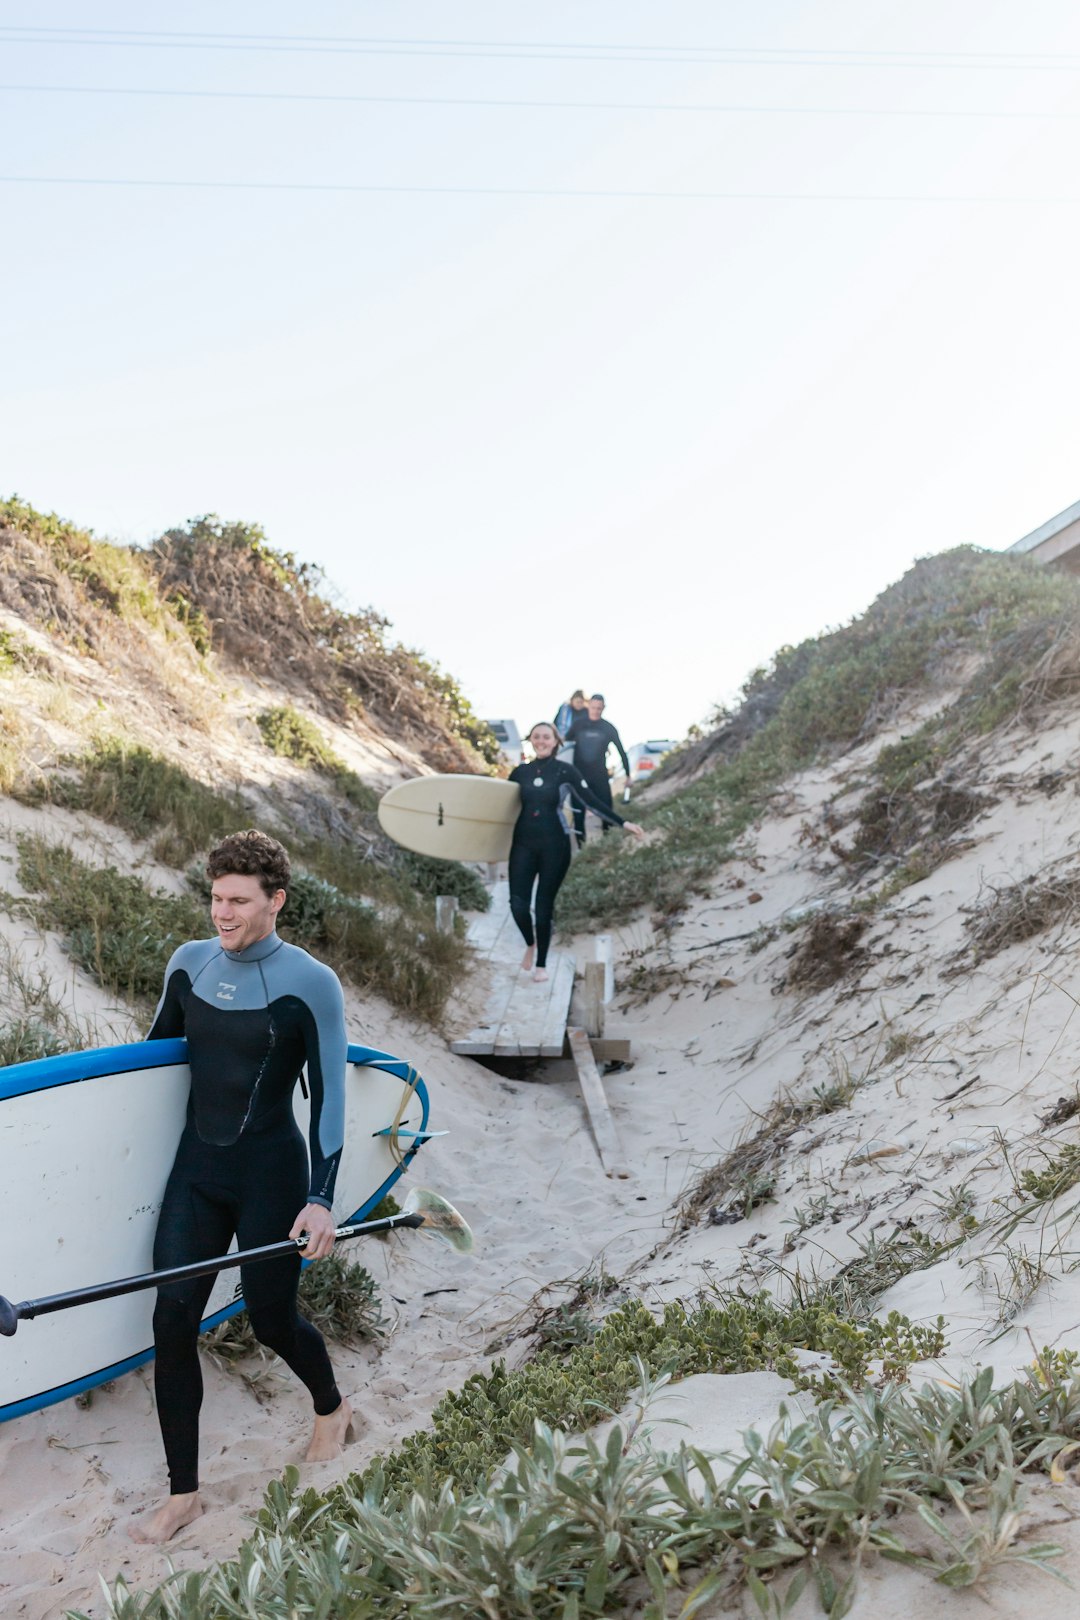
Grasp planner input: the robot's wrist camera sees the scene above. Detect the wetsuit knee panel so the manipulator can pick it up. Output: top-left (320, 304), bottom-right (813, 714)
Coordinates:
top-left (153, 1292), bottom-right (204, 1345)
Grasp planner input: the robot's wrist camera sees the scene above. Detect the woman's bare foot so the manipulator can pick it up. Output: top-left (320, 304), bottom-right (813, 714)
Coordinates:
top-left (305, 1398), bottom-right (354, 1462)
top-left (128, 1492), bottom-right (203, 1544)
top-left (521, 945), bottom-right (536, 972)
top-left (533, 967), bottom-right (549, 983)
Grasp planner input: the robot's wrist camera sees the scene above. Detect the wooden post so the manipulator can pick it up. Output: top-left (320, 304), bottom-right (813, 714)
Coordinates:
top-left (595, 934), bottom-right (614, 1003)
top-left (582, 961), bottom-right (606, 1038)
top-left (435, 896), bottom-right (458, 934)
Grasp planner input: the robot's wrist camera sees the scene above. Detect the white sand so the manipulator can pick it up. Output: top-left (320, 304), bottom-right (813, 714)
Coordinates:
top-left (6, 698), bottom-right (1080, 1613)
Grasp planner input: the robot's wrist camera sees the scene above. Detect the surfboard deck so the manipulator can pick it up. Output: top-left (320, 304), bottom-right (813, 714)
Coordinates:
top-left (378, 774), bottom-right (520, 863)
top-left (0, 1039), bottom-right (430, 1422)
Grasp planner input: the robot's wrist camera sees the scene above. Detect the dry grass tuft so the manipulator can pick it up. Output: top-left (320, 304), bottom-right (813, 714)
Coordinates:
top-left (680, 1092), bottom-right (812, 1228)
top-left (849, 774), bottom-right (991, 886)
top-left (952, 863), bottom-right (1080, 970)
top-left (779, 911), bottom-right (870, 993)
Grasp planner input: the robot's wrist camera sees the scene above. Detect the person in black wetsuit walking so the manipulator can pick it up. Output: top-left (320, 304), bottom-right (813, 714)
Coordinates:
top-left (566, 694), bottom-right (632, 847)
top-left (130, 829), bottom-right (352, 1545)
top-left (508, 722), bottom-right (644, 982)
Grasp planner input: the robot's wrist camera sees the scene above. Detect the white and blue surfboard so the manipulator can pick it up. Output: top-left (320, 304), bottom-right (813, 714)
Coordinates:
top-left (0, 1039), bottom-right (432, 1422)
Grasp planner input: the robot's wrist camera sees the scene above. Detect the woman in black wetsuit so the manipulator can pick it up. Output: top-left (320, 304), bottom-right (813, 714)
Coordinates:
top-left (508, 722), bottom-right (644, 982)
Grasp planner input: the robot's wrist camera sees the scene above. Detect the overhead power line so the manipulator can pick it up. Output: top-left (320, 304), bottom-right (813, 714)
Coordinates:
top-left (1, 28), bottom-right (1079, 69)
top-left (3, 82), bottom-right (1078, 119)
top-left (0, 25), bottom-right (1077, 64)
top-left (0, 173), bottom-right (1073, 203)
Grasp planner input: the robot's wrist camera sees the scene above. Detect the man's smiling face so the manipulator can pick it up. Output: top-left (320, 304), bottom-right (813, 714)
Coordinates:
top-left (210, 871), bottom-right (284, 953)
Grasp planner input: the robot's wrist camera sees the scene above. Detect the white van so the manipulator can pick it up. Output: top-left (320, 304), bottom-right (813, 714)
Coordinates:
top-left (626, 739), bottom-right (677, 783)
top-left (484, 719), bottom-right (525, 767)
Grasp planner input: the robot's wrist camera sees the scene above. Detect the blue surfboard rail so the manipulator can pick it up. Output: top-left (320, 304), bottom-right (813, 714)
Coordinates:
top-left (0, 1042), bottom-right (431, 1423)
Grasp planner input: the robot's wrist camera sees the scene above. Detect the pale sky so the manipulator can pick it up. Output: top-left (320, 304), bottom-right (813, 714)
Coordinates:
top-left (3, 3), bottom-right (1080, 747)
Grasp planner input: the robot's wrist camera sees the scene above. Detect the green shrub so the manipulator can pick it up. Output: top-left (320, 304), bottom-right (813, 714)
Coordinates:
top-left (256, 705), bottom-right (380, 809)
top-left (11, 834), bottom-right (205, 1005)
top-left (1014, 1144), bottom-right (1080, 1205)
top-left (0, 627), bottom-right (39, 673)
top-left (347, 1294), bottom-right (944, 1502)
top-left (204, 1255), bottom-right (387, 1368)
top-left (26, 738), bottom-right (245, 866)
top-left (0, 1017), bottom-right (66, 1066)
top-left (0, 496), bottom-right (181, 636)
top-left (256, 705), bottom-right (339, 771)
top-left (398, 849), bottom-right (491, 911)
top-left (83, 1352), bottom-right (1080, 1620)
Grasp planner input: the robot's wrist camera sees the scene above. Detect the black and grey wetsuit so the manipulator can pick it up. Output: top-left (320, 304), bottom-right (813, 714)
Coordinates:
top-left (566, 715), bottom-right (631, 845)
top-left (507, 760), bottom-right (624, 967)
top-left (147, 932), bottom-right (347, 1495)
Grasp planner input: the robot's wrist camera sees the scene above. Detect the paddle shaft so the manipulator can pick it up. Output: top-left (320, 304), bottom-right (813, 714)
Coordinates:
top-left (0, 1211), bottom-right (425, 1336)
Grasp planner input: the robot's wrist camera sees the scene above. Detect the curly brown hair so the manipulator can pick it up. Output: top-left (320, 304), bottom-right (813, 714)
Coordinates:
top-left (206, 829), bottom-right (291, 897)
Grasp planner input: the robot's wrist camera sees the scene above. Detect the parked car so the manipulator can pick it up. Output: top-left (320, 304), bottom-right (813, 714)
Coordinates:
top-left (484, 718), bottom-right (525, 766)
top-left (626, 739), bottom-right (677, 784)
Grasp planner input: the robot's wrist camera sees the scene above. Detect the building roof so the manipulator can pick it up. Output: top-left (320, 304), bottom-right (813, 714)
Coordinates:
top-left (1007, 497), bottom-right (1080, 555)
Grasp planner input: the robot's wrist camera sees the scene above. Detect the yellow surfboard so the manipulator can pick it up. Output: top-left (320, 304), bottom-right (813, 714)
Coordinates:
top-left (378, 774), bottom-right (521, 863)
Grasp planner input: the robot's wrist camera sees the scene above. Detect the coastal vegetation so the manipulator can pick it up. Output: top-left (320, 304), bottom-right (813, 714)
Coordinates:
top-left (0, 497), bottom-right (500, 771)
top-left (559, 547), bottom-right (1080, 933)
top-left (77, 1344), bottom-right (1080, 1620)
top-left (13, 728), bottom-right (493, 1017)
top-left (148, 513), bottom-right (501, 771)
top-left (10, 503), bottom-right (1080, 1614)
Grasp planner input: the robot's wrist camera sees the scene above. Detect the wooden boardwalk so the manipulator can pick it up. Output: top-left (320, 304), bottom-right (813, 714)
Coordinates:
top-left (448, 879), bottom-right (575, 1058)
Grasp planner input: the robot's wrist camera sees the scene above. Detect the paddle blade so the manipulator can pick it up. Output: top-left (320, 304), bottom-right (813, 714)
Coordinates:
top-left (402, 1187), bottom-right (474, 1254)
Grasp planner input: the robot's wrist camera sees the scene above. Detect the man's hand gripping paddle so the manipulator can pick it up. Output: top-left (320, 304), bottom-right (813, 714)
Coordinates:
top-left (0, 1187), bottom-right (472, 1337)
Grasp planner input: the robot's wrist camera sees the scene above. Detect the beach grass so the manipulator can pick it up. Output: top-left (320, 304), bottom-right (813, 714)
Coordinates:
top-left (559, 547), bottom-right (1080, 933)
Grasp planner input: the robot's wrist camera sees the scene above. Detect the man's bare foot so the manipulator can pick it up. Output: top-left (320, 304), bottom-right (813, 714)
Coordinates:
top-left (128, 1492), bottom-right (203, 1544)
top-left (533, 967), bottom-right (549, 983)
top-left (305, 1399), bottom-right (354, 1462)
top-left (521, 945), bottom-right (536, 972)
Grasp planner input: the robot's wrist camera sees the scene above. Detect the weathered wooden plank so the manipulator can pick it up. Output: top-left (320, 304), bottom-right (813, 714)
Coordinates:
top-left (561, 1037), bottom-right (633, 1063)
top-left (536, 954), bottom-right (576, 1058)
top-left (491, 1022), bottom-right (523, 1058)
top-left (448, 882), bottom-right (575, 1058)
top-left (567, 1026), bottom-right (630, 1179)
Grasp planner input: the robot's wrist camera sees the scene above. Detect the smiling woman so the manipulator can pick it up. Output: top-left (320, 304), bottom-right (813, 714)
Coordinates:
top-left (506, 722), bottom-right (644, 981)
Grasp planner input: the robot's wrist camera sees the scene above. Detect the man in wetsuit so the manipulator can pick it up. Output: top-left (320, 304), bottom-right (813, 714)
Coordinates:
top-left (566, 694), bottom-right (632, 847)
top-left (130, 829), bottom-right (351, 1545)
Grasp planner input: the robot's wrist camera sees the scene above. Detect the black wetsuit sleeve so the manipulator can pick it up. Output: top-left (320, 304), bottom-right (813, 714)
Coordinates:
top-left (559, 762), bottom-right (625, 828)
top-left (297, 965), bottom-right (348, 1210)
top-left (609, 723), bottom-right (631, 778)
top-left (147, 949), bottom-right (188, 1039)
